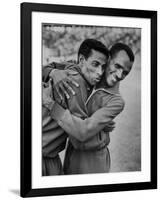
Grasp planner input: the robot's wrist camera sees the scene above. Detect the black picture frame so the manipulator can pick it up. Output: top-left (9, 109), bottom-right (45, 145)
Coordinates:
top-left (20, 2), bottom-right (157, 197)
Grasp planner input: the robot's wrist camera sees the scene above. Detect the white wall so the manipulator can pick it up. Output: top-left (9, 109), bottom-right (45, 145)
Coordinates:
top-left (0, 0), bottom-right (160, 199)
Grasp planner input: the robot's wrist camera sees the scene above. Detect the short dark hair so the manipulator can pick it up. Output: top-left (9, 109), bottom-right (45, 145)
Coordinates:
top-left (109, 43), bottom-right (135, 62)
top-left (78, 39), bottom-right (109, 61)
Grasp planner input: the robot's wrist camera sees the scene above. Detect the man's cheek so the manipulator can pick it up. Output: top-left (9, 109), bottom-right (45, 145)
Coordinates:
top-left (88, 67), bottom-right (96, 76)
top-left (86, 68), bottom-right (92, 77)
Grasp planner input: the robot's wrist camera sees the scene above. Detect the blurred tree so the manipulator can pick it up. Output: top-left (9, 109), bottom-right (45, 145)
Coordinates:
top-left (42, 25), bottom-right (141, 65)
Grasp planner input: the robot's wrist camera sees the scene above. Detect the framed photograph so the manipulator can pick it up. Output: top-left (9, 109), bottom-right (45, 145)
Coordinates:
top-left (21, 2), bottom-right (157, 197)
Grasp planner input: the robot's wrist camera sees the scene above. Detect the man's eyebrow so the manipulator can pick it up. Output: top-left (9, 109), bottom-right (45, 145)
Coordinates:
top-left (91, 60), bottom-right (101, 65)
top-left (115, 63), bottom-right (129, 73)
top-left (115, 63), bottom-right (123, 69)
top-left (92, 60), bottom-right (99, 62)
top-left (92, 60), bottom-right (100, 63)
top-left (92, 60), bottom-right (107, 66)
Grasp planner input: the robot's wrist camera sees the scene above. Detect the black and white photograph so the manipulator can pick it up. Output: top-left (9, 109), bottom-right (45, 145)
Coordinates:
top-left (42, 24), bottom-right (141, 176)
top-left (20, 2), bottom-right (157, 197)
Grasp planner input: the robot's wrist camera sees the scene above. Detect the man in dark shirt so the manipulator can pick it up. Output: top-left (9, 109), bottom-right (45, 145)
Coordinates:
top-left (42, 39), bottom-right (110, 175)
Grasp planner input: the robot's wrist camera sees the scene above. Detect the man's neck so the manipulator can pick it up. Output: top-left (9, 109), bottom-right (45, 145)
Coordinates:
top-left (96, 79), bottom-right (120, 95)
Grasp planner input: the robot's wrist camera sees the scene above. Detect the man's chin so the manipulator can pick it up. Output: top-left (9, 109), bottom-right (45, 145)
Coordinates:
top-left (107, 81), bottom-right (115, 87)
top-left (90, 80), bottom-right (97, 85)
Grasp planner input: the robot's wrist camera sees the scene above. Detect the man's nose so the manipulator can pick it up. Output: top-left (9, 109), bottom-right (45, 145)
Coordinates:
top-left (97, 66), bottom-right (103, 76)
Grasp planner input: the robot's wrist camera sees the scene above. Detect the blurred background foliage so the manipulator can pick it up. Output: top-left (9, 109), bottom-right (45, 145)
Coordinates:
top-left (42, 24), bottom-right (141, 66)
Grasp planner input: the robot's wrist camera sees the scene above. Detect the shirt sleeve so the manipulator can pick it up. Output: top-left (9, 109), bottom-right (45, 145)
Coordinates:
top-left (42, 62), bottom-right (67, 82)
top-left (50, 96), bottom-right (125, 142)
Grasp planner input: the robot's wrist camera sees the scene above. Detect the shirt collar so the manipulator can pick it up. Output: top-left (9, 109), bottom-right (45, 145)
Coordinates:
top-left (103, 82), bottom-right (120, 95)
top-left (96, 81), bottom-right (120, 95)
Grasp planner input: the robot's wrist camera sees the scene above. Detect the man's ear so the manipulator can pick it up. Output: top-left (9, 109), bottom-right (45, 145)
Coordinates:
top-left (78, 54), bottom-right (85, 66)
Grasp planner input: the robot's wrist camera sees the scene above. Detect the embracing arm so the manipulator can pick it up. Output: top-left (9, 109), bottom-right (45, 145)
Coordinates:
top-left (42, 62), bottom-right (79, 100)
top-left (50, 96), bottom-right (125, 142)
top-left (42, 62), bottom-right (67, 82)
